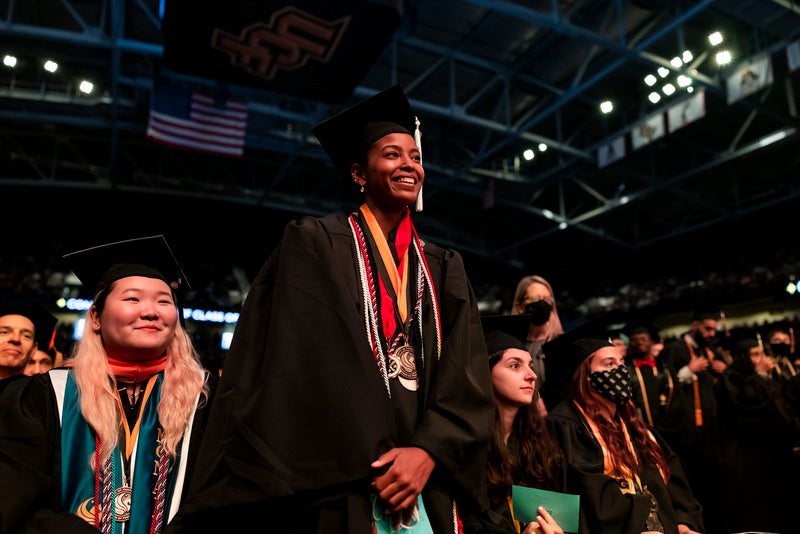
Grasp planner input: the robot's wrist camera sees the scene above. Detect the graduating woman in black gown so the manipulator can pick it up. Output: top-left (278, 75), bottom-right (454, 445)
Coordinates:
top-left (169, 85), bottom-right (493, 534)
top-left (0, 235), bottom-right (214, 534)
top-left (545, 333), bottom-right (704, 534)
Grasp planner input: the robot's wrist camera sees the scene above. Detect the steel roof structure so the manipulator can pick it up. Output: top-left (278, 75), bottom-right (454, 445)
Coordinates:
top-left (2, 0), bottom-right (799, 292)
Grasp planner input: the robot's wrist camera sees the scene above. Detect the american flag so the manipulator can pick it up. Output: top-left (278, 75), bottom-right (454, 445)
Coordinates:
top-left (146, 84), bottom-right (248, 158)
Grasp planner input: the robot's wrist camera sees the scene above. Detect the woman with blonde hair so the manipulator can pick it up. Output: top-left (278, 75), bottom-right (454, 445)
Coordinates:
top-left (511, 275), bottom-right (565, 414)
top-left (0, 235), bottom-right (214, 534)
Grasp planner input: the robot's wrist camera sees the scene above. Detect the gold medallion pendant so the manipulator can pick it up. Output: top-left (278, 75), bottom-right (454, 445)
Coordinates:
top-left (394, 343), bottom-right (418, 391)
top-left (114, 486), bottom-right (132, 522)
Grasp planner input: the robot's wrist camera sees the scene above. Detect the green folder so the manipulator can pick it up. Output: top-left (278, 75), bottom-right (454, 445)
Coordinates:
top-left (511, 485), bottom-right (580, 533)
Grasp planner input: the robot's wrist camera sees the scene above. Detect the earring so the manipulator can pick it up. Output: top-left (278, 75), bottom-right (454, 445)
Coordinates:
top-left (360, 185), bottom-right (365, 193)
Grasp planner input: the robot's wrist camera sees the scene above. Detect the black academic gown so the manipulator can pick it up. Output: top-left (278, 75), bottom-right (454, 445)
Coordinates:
top-left (0, 370), bottom-right (217, 534)
top-left (547, 401), bottom-right (705, 534)
top-left (658, 335), bottom-right (722, 532)
top-left (169, 214), bottom-right (493, 533)
top-left (713, 368), bottom-right (800, 534)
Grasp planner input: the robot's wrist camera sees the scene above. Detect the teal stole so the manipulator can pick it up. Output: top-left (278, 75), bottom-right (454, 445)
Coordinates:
top-left (60, 371), bottom-right (180, 533)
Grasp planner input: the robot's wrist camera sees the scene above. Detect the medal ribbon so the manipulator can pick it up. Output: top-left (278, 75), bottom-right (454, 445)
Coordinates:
top-left (360, 204), bottom-right (411, 334)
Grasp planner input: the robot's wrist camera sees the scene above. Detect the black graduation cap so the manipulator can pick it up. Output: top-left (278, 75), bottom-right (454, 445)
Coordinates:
top-left (691, 309), bottom-right (721, 322)
top-left (540, 312), bottom-right (623, 409)
top-left (0, 294), bottom-right (58, 351)
top-left (622, 319), bottom-right (662, 343)
top-left (311, 84), bottom-right (418, 180)
top-left (63, 235), bottom-right (189, 297)
top-left (480, 314), bottom-right (532, 356)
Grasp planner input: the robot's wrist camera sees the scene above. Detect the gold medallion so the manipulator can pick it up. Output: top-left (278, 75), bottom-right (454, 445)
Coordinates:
top-left (394, 343), bottom-right (418, 391)
top-left (114, 486), bottom-right (132, 522)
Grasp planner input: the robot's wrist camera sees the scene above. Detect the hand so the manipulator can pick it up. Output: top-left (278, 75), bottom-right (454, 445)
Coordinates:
top-left (687, 355), bottom-right (709, 374)
top-left (709, 358), bottom-right (727, 374)
top-left (523, 506), bottom-right (563, 534)
top-left (677, 525), bottom-right (701, 534)
top-left (371, 447), bottom-right (435, 517)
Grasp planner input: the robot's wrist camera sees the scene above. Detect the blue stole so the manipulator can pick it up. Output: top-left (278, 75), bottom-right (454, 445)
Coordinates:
top-left (60, 371), bottom-right (178, 533)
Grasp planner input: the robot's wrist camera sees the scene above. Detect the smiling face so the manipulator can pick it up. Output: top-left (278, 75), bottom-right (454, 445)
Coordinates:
top-left (491, 347), bottom-right (537, 408)
top-left (0, 313), bottom-right (37, 378)
top-left (353, 132), bottom-right (424, 213)
top-left (91, 275), bottom-right (178, 361)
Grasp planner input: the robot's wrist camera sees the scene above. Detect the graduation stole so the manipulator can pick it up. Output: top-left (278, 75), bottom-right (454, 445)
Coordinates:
top-left (348, 206), bottom-right (442, 396)
top-left (574, 402), bottom-right (668, 494)
top-left (61, 371), bottom-right (174, 534)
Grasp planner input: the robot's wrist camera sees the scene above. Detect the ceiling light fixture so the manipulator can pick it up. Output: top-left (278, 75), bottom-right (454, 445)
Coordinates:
top-left (600, 100), bottom-right (613, 114)
top-left (715, 50), bottom-right (732, 65)
top-left (3, 55), bottom-right (17, 68)
top-left (644, 74), bottom-right (657, 86)
top-left (708, 31), bottom-right (723, 46)
top-left (79, 80), bottom-right (94, 94)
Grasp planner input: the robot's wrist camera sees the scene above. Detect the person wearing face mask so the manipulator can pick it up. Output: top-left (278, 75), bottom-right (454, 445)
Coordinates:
top-left (764, 325), bottom-right (797, 379)
top-left (511, 276), bottom-right (565, 415)
top-left (544, 321), bottom-right (705, 534)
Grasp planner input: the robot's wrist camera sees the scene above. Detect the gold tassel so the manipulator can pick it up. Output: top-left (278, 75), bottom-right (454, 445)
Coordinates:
top-left (693, 380), bottom-right (703, 426)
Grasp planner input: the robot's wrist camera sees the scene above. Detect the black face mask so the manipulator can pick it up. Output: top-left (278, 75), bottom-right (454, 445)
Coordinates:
top-left (770, 342), bottom-right (792, 357)
top-left (589, 365), bottom-right (632, 404)
top-left (524, 300), bottom-right (552, 326)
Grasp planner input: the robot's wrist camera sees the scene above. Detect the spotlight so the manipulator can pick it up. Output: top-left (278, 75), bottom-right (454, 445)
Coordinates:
top-left (715, 50), bottom-right (732, 65)
top-left (78, 80), bottom-right (94, 94)
top-left (708, 31), bottom-right (723, 46)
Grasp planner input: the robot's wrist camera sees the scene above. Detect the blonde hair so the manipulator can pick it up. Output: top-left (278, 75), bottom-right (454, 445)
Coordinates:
top-left (510, 275), bottom-right (564, 342)
top-left (72, 292), bottom-right (209, 463)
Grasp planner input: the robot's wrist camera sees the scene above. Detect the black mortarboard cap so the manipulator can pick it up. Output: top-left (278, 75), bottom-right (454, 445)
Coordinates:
top-left (623, 321), bottom-right (661, 342)
top-left (480, 314), bottom-right (532, 356)
top-left (0, 294), bottom-right (58, 350)
top-left (63, 235), bottom-right (189, 296)
top-left (312, 84), bottom-right (417, 180)
top-left (691, 309), bottom-right (720, 322)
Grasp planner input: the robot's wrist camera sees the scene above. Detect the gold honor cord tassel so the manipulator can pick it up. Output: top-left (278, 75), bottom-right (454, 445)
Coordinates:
top-left (693, 380), bottom-right (703, 427)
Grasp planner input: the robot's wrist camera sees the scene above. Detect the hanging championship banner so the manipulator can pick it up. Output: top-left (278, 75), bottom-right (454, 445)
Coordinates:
top-left (161, 0), bottom-right (403, 103)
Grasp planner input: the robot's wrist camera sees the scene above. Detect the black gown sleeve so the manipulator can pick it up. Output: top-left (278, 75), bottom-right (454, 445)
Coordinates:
top-left (0, 374), bottom-right (99, 534)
